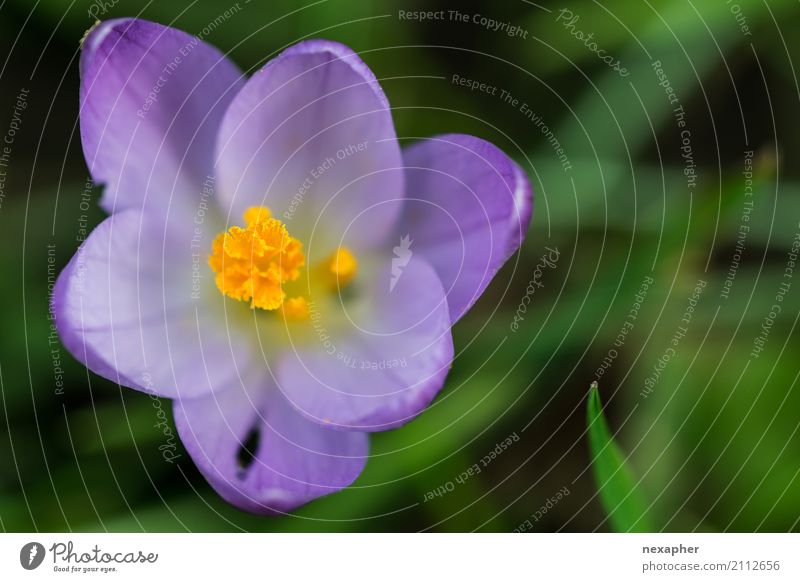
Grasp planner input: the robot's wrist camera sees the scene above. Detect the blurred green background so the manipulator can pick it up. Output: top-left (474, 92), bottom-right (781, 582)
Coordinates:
top-left (1, 0), bottom-right (799, 532)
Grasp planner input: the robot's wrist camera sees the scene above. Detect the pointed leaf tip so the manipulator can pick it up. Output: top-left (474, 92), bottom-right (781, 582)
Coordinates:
top-left (586, 382), bottom-right (653, 532)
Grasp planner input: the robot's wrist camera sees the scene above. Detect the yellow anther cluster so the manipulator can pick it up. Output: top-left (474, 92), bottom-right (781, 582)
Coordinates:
top-left (209, 207), bottom-right (305, 310)
top-left (208, 206), bottom-right (359, 320)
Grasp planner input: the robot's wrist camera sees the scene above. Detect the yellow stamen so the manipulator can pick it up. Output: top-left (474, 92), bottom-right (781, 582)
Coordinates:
top-left (208, 206), bottom-right (359, 319)
top-left (323, 247), bottom-right (358, 288)
top-left (209, 206), bottom-right (305, 310)
top-left (282, 296), bottom-right (310, 320)
top-left (243, 205), bottom-right (271, 226)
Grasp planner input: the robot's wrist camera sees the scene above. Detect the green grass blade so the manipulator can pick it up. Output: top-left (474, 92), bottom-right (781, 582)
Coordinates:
top-left (587, 382), bottom-right (652, 532)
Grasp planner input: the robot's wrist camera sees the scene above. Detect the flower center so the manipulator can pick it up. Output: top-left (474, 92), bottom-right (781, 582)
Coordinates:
top-left (208, 206), bottom-right (357, 320)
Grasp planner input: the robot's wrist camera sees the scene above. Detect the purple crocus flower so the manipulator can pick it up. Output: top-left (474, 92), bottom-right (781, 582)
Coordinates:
top-left (55, 18), bottom-right (532, 514)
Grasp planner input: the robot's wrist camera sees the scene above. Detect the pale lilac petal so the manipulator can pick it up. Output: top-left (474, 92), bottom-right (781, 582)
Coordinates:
top-left (53, 210), bottom-right (255, 399)
top-left (174, 379), bottom-right (368, 514)
top-left (80, 18), bottom-right (244, 216)
top-left (397, 134), bottom-right (533, 322)
top-left (215, 40), bottom-right (403, 254)
top-left (277, 258), bottom-right (453, 432)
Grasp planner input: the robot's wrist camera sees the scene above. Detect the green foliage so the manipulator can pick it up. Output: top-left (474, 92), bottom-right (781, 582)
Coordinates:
top-left (587, 383), bottom-right (652, 532)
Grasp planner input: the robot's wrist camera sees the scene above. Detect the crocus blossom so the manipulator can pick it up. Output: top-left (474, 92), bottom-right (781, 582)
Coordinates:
top-left (55, 18), bottom-right (532, 514)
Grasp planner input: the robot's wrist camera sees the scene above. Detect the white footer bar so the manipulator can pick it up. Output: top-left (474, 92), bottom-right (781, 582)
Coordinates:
top-left (1, 533), bottom-right (797, 581)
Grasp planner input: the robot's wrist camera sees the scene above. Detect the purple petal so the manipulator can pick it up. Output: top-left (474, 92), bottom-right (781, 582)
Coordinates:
top-left (80, 18), bottom-right (244, 216)
top-left (173, 379), bottom-right (368, 514)
top-left (397, 134), bottom-right (533, 322)
top-left (214, 40), bottom-right (403, 253)
top-left (53, 210), bottom-right (255, 399)
top-left (277, 258), bottom-right (453, 432)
